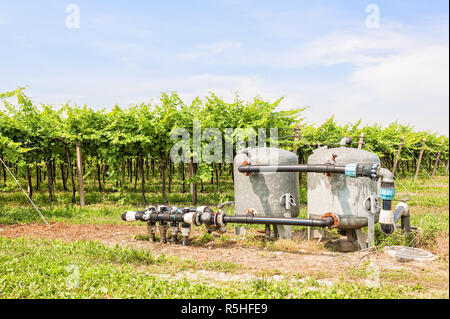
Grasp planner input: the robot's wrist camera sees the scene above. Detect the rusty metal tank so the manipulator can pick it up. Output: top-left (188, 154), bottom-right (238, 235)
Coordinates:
top-left (233, 147), bottom-right (300, 218)
top-left (307, 146), bottom-right (380, 230)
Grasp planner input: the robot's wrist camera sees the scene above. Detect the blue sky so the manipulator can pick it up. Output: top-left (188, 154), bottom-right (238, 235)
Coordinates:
top-left (0, 1), bottom-right (448, 134)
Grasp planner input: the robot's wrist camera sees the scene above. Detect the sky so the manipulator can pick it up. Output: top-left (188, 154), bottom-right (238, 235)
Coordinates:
top-left (0, 0), bottom-right (449, 134)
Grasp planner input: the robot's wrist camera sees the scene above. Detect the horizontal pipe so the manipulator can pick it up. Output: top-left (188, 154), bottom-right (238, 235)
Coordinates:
top-left (238, 164), bottom-right (346, 174)
top-left (123, 209), bottom-right (335, 228)
top-left (223, 215), bottom-right (334, 227)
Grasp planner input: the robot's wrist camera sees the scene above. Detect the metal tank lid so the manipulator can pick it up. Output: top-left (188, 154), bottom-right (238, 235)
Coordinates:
top-left (237, 147), bottom-right (298, 165)
top-left (308, 146), bottom-right (380, 165)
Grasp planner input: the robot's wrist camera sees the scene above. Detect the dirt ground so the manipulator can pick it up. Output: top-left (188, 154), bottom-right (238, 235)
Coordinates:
top-left (1, 222), bottom-right (447, 293)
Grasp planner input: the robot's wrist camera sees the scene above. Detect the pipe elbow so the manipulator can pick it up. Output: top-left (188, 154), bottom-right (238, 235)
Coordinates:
top-left (395, 202), bottom-right (412, 233)
top-left (378, 168), bottom-right (394, 184)
top-left (395, 202), bottom-right (410, 218)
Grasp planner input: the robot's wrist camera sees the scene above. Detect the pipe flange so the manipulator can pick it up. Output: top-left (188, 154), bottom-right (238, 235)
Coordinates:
top-left (193, 206), bottom-right (207, 226)
top-left (371, 164), bottom-right (379, 181)
top-left (191, 211), bottom-right (198, 226)
top-left (322, 212), bottom-right (339, 229)
top-left (215, 210), bottom-right (226, 226)
top-left (241, 161), bottom-right (252, 176)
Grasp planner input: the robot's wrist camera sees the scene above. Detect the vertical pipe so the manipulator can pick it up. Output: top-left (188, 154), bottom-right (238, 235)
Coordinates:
top-left (147, 222), bottom-right (156, 242)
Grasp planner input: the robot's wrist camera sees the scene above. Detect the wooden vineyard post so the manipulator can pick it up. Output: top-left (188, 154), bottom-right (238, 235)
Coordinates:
top-left (292, 122), bottom-right (302, 156)
top-left (392, 136), bottom-right (405, 176)
top-left (432, 139), bottom-right (444, 177)
top-left (65, 145), bottom-right (76, 203)
top-left (357, 133), bottom-right (365, 149)
top-left (189, 158), bottom-right (197, 205)
top-left (414, 138), bottom-right (426, 181)
top-left (76, 141), bottom-right (85, 206)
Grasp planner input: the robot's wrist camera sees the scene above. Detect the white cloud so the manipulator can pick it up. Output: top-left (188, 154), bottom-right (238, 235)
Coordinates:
top-left (351, 45), bottom-right (449, 100)
top-left (343, 45), bottom-right (449, 133)
top-left (243, 30), bottom-right (430, 69)
top-left (17, 26), bottom-right (449, 135)
top-left (25, 41), bottom-right (450, 135)
top-left (275, 45), bottom-right (449, 134)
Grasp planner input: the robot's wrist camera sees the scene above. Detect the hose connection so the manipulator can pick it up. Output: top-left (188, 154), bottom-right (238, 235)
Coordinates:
top-left (377, 168), bottom-right (396, 235)
top-left (240, 161), bottom-right (252, 176)
top-left (321, 212), bottom-right (339, 229)
top-left (344, 163), bottom-right (380, 181)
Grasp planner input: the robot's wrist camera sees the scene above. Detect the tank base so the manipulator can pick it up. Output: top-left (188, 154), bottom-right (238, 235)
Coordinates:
top-left (315, 228), bottom-right (369, 252)
top-left (325, 239), bottom-right (359, 253)
top-left (345, 229), bottom-right (368, 250)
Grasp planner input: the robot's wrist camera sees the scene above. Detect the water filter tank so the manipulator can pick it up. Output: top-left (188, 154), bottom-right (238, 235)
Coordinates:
top-left (307, 147), bottom-right (380, 230)
top-left (233, 147), bottom-right (300, 218)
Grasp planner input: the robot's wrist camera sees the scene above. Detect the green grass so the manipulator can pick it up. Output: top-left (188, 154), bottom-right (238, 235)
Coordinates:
top-left (1, 176), bottom-right (447, 255)
top-left (0, 174), bottom-right (448, 298)
top-left (0, 237), bottom-right (433, 299)
top-left (394, 176), bottom-right (449, 207)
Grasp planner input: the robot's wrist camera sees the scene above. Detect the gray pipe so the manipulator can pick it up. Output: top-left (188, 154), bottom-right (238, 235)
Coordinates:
top-left (394, 202), bottom-right (411, 233)
top-left (377, 168), bottom-right (397, 235)
top-left (122, 207), bottom-right (337, 230)
top-left (238, 164), bottom-right (347, 174)
top-left (238, 163), bottom-right (378, 180)
top-left (378, 168), bottom-right (394, 184)
top-left (223, 215), bottom-right (334, 227)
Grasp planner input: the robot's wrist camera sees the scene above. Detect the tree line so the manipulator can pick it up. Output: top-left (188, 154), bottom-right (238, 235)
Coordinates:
top-left (0, 88), bottom-right (448, 206)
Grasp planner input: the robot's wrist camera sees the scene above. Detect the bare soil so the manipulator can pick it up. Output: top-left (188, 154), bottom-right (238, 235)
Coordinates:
top-left (1, 221), bottom-right (447, 294)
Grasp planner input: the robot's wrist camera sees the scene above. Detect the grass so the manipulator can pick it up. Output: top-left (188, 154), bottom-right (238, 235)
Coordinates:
top-left (0, 236), bottom-right (438, 299)
top-left (0, 174), bottom-right (448, 298)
